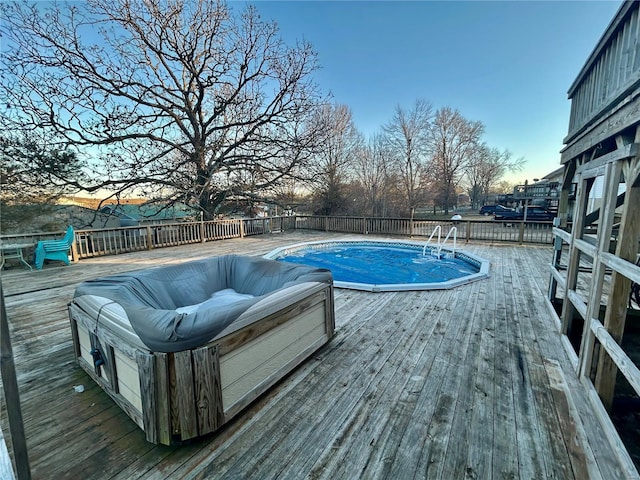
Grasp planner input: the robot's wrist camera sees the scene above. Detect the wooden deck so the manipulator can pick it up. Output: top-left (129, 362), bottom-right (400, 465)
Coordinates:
top-left (0, 231), bottom-right (632, 479)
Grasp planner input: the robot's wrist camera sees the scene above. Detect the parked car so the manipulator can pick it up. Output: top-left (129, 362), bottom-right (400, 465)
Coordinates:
top-left (479, 204), bottom-right (514, 216)
top-left (494, 206), bottom-right (556, 222)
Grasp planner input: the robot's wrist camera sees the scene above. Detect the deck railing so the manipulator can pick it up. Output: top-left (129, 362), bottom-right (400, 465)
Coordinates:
top-left (74, 219), bottom-right (248, 258)
top-left (0, 215), bottom-right (556, 264)
top-left (295, 215), bottom-right (556, 245)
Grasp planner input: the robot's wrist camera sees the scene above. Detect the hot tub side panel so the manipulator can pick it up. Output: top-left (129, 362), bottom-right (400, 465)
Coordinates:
top-left (69, 303), bottom-right (147, 432)
top-left (68, 283), bottom-right (335, 445)
top-left (217, 286), bottom-right (334, 419)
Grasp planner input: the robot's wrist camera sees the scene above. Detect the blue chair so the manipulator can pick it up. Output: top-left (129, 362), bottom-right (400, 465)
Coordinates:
top-left (34, 226), bottom-right (75, 270)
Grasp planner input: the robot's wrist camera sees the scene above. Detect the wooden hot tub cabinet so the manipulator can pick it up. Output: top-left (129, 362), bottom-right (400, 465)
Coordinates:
top-left (68, 282), bottom-right (335, 445)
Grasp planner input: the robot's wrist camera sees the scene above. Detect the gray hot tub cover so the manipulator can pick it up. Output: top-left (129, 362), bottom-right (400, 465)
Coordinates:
top-left (73, 255), bottom-right (332, 353)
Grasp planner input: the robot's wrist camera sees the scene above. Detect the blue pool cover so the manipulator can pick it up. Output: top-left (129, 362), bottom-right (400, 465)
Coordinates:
top-left (264, 240), bottom-right (490, 292)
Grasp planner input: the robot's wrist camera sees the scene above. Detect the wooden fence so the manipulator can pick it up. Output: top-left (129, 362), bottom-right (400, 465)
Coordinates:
top-left (295, 215), bottom-right (556, 245)
top-left (0, 215), bottom-right (555, 263)
top-left (74, 220), bottom-right (240, 258)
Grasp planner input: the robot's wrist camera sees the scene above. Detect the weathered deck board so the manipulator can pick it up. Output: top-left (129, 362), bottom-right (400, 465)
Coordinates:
top-left (0, 232), bottom-right (635, 479)
top-left (506, 249), bottom-right (556, 479)
top-left (417, 283), bottom-right (482, 479)
top-left (465, 266), bottom-right (496, 479)
top-left (511, 250), bottom-right (581, 479)
top-left (515, 246), bottom-right (626, 479)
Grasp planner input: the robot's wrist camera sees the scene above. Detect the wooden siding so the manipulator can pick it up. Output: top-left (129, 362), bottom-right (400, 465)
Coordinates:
top-left (566, 1), bottom-right (640, 143)
top-left (1, 231), bottom-right (636, 479)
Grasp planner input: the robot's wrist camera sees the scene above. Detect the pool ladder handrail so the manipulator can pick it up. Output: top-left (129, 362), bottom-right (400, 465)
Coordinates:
top-left (422, 225), bottom-right (457, 258)
top-left (422, 225), bottom-right (441, 255)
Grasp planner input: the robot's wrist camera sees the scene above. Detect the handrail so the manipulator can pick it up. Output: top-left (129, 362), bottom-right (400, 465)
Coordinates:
top-left (439, 226), bottom-right (457, 258)
top-left (423, 225), bottom-right (457, 258)
top-left (422, 225), bottom-right (441, 256)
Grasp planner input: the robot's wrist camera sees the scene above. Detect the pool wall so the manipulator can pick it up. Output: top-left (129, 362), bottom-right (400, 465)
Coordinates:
top-left (264, 239), bottom-right (490, 292)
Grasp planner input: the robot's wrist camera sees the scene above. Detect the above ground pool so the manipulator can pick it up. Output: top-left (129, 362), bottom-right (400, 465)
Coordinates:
top-left (264, 239), bottom-right (490, 292)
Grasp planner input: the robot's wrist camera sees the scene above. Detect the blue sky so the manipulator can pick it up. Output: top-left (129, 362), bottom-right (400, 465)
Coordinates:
top-left (244, 0), bottom-right (622, 184)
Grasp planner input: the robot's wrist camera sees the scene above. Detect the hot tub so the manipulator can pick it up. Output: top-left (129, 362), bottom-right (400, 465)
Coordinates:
top-left (68, 255), bottom-right (335, 445)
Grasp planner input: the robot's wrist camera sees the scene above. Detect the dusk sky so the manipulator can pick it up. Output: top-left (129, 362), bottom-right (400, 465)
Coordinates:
top-left (246, 0), bottom-right (622, 184)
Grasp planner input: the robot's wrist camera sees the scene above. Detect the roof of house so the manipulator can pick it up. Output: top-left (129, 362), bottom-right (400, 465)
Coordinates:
top-left (99, 203), bottom-right (195, 221)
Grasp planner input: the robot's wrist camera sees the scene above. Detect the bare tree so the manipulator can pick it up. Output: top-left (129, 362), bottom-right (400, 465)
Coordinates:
top-left (495, 180), bottom-right (517, 200)
top-left (352, 133), bottom-right (392, 217)
top-left (306, 104), bottom-right (362, 215)
top-left (268, 176), bottom-right (308, 214)
top-left (429, 107), bottom-right (484, 214)
top-left (0, 0), bottom-right (323, 219)
top-left (383, 99), bottom-right (433, 217)
top-left (464, 145), bottom-right (524, 209)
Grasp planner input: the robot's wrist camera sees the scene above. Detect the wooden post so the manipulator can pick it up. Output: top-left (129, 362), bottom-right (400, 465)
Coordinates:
top-left (548, 218), bottom-right (563, 301)
top-left (594, 158), bottom-right (640, 409)
top-left (70, 238), bottom-right (78, 264)
top-left (0, 283), bottom-right (31, 480)
top-left (174, 351), bottom-right (198, 440)
top-left (410, 208), bottom-right (415, 238)
top-left (200, 212), bottom-right (205, 243)
top-left (192, 346), bottom-right (224, 435)
top-left (137, 352), bottom-right (158, 444)
top-left (518, 221), bottom-right (525, 245)
top-left (146, 226), bottom-right (153, 250)
top-left (153, 353), bottom-right (171, 445)
top-left (548, 158), bottom-right (580, 303)
top-left (560, 174), bottom-right (593, 336)
top-left (558, 159), bottom-right (577, 229)
top-left (239, 219), bottom-right (245, 238)
top-left (578, 161), bottom-right (622, 380)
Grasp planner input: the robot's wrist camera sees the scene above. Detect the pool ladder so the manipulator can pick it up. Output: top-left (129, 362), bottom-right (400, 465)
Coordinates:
top-left (422, 225), bottom-right (457, 259)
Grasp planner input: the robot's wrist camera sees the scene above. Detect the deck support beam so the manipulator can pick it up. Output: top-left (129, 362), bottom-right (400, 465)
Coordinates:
top-left (594, 156), bottom-right (640, 410)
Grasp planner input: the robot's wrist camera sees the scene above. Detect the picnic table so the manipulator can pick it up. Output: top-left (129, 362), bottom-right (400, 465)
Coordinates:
top-left (0, 242), bottom-right (34, 271)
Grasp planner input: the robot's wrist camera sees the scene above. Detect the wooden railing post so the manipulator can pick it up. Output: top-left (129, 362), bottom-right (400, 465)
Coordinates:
top-left (146, 226), bottom-right (153, 250)
top-left (239, 219), bottom-right (245, 238)
top-left (518, 221), bottom-right (525, 245)
top-left (410, 208), bottom-right (415, 238)
top-left (200, 212), bottom-right (206, 243)
top-left (1, 283), bottom-right (31, 480)
top-left (70, 238), bottom-right (79, 263)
